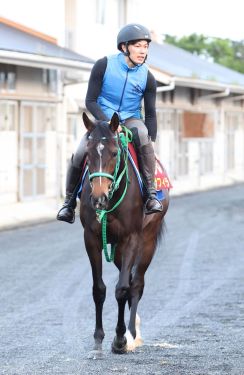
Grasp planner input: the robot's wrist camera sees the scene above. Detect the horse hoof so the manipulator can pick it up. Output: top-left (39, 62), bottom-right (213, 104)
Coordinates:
top-left (111, 336), bottom-right (127, 354)
top-left (87, 349), bottom-right (104, 360)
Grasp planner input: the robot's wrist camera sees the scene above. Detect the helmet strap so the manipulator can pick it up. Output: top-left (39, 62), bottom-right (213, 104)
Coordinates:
top-left (124, 42), bottom-right (130, 56)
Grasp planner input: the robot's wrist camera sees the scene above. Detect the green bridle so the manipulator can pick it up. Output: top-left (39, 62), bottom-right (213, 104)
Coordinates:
top-left (87, 127), bottom-right (132, 262)
top-left (88, 135), bottom-right (122, 200)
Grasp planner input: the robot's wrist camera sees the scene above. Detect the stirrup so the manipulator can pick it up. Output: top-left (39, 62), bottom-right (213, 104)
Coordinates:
top-left (144, 197), bottom-right (163, 215)
top-left (57, 204), bottom-right (76, 224)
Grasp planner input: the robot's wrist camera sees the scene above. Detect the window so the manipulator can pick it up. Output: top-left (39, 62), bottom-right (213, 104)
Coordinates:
top-left (0, 102), bottom-right (17, 131)
top-left (42, 69), bottom-right (58, 94)
top-left (7, 72), bottom-right (16, 91)
top-left (0, 64), bottom-right (16, 92)
top-left (0, 72), bottom-right (5, 92)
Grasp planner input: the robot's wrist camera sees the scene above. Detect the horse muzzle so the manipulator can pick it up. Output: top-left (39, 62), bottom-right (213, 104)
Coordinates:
top-left (90, 193), bottom-right (109, 210)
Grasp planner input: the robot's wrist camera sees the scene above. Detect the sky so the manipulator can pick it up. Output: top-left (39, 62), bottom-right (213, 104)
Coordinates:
top-left (137, 0), bottom-right (244, 41)
top-left (0, 0), bottom-right (243, 42)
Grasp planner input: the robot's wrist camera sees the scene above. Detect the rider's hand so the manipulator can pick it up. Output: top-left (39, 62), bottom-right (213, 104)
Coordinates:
top-left (118, 125), bottom-right (122, 133)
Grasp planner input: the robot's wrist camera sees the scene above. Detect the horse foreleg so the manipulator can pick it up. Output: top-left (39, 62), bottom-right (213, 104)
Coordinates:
top-left (112, 236), bottom-right (138, 354)
top-left (93, 279), bottom-right (106, 349)
top-left (111, 291), bottom-right (127, 354)
top-left (112, 272), bottom-right (130, 354)
top-left (84, 230), bottom-right (106, 349)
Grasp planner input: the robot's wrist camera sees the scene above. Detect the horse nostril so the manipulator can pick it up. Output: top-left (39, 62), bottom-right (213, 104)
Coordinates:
top-left (90, 194), bottom-right (108, 210)
top-left (103, 192), bottom-right (109, 201)
top-left (99, 194), bottom-right (108, 207)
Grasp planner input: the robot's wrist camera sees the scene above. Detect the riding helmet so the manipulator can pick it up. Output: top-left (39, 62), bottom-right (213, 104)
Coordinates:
top-left (117, 23), bottom-right (151, 51)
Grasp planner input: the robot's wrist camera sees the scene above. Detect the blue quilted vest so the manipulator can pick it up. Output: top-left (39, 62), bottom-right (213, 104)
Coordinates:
top-left (97, 53), bottom-right (148, 122)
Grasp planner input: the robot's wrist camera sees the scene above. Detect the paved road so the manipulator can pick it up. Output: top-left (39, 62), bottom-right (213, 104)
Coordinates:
top-left (1, 184), bottom-right (244, 375)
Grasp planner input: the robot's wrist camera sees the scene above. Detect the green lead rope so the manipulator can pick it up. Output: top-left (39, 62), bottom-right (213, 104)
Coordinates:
top-left (101, 215), bottom-right (115, 262)
top-left (96, 127), bottom-right (132, 262)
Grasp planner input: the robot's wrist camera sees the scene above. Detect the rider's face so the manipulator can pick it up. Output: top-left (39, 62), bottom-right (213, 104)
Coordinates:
top-left (122, 40), bottom-right (149, 66)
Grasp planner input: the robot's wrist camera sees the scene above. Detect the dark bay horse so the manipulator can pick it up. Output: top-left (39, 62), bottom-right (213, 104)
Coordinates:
top-left (80, 112), bottom-right (169, 354)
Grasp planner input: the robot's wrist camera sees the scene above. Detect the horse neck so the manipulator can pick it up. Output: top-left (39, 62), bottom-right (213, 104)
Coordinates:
top-left (110, 144), bottom-right (128, 199)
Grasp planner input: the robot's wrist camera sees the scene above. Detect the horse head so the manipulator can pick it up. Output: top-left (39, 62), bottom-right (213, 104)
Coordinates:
top-left (82, 112), bottom-right (120, 210)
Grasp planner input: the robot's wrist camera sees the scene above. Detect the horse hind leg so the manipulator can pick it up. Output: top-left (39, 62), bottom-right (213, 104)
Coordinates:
top-left (112, 235), bottom-right (141, 354)
top-left (126, 215), bottom-right (163, 352)
top-left (125, 313), bottom-right (143, 351)
top-left (135, 313), bottom-right (143, 347)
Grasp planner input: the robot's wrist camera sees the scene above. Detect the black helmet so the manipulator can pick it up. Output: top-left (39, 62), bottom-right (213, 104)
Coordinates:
top-left (117, 23), bottom-right (151, 51)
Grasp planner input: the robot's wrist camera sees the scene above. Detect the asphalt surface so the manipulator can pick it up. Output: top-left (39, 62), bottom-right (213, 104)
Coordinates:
top-left (1, 184), bottom-right (244, 375)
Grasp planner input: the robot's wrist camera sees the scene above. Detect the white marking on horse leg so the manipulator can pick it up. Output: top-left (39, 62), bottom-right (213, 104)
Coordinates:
top-left (134, 313), bottom-right (143, 347)
top-left (125, 329), bottom-right (136, 352)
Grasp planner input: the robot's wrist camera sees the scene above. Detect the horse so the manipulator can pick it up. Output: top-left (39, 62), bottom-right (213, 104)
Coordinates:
top-left (79, 112), bottom-right (169, 354)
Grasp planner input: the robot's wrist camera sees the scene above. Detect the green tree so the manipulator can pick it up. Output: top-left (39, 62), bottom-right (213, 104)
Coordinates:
top-left (164, 34), bottom-right (244, 74)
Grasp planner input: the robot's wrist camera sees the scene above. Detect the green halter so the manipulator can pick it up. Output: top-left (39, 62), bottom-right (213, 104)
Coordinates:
top-left (88, 126), bottom-right (132, 262)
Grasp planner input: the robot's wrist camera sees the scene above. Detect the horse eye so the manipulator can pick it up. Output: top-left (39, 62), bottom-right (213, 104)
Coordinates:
top-left (112, 151), bottom-right (118, 158)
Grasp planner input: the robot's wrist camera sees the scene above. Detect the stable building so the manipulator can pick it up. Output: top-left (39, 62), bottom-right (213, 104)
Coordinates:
top-left (1, 15), bottom-right (244, 213)
top-left (0, 18), bottom-right (93, 207)
top-left (148, 42), bottom-right (244, 193)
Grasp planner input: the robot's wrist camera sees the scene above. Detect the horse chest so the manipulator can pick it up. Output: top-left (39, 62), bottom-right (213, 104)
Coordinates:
top-left (105, 215), bottom-right (126, 238)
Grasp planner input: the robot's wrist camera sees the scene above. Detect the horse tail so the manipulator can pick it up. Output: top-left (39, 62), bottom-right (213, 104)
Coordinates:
top-left (141, 213), bottom-right (166, 271)
top-left (155, 188), bottom-right (169, 250)
top-left (155, 217), bottom-right (166, 250)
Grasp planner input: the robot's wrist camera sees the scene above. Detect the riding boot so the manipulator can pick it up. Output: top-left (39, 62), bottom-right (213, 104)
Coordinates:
top-left (57, 134), bottom-right (88, 223)
top-left (137, 143), bottom-right (163, 215)
top-left (56, 158), bottom-right (83, 223)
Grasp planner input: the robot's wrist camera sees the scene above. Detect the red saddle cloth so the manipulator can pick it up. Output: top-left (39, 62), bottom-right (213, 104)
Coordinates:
top-left (128, 143), bottom-right (172, 190)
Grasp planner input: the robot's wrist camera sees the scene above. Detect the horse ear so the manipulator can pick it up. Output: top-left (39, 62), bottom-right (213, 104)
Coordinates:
top-left (109, 112), bottom-right (120, 133)
top-left (82, 112), bottom-right (95, 133)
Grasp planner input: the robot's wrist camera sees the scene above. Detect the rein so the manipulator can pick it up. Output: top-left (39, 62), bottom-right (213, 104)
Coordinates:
top-left (89, 126), bottom-right (132, 262)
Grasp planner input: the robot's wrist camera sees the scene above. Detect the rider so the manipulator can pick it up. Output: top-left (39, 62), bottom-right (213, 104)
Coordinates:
top-left (57, 23), bottom-right (163, 223)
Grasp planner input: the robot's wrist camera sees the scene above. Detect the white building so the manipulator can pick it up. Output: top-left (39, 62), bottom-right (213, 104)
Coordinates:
top-left (0, 16), bottom-right (93, 208)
